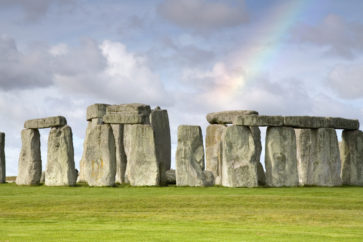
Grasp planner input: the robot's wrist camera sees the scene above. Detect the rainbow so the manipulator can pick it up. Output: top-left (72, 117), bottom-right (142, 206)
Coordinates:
top-left (209, 0), bottom-right (309, 102)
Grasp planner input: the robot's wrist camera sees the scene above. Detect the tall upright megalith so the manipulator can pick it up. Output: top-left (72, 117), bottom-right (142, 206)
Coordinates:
top-left (150, 107), bottom-right (171, 185)
top-left (265, 127), bottom-right (298, 187)
top-left (46, 125), bottom-right (77, 186)
top-left (84, 124), bottom-right (116, 186)
top-left (340, 130), bottom-right (363, 186)
top-left (295, 128), bottom-right (342, 186)
top-left (111, 124), bottom-right (127, 184)
top-left (221, 125), bottom-right (260, 187)
top-left (0, 132), bottom-right (5, 183)
top-left (176, 125), bottom-right (213, 186)
top-left (16, 129), bottom-right (42, 185)
top-left (205, 124), bottom-right (226, 185)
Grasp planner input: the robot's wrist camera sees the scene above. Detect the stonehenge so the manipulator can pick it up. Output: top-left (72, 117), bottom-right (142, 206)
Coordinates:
top-left (2, 105), bottom-right (360, 188)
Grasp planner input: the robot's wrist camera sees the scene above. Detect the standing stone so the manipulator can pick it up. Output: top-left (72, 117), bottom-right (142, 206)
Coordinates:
top-left (257, 162), bottom-right (266, 186)
top-left (150, 108), bottom-right (171, 185)
top-left (78, 122), bottom-right (91, 183)
top-left (111, 124), bottom-right (127, 184)
top-left (265, 127), bottom-right (298, 187)
top-left (295, 128), bottom-right (342, 186)
top-left (126, 124), bottom-right (160, 186)
top-left (16, 129), bottom-right (42, 185)
top-left (205, 124), bottom-right (226, 185)
top-left (222, 125), bottom-right (260, 187)
top-left (0, 133), bottom-right (5, 183)
top-left (340, 130), bottom-right (363, 185)
top-left (176, 125), bottom-right (213, 186)
top-left (165, 169), bottom-right (176, 184)
top-left (45, 125), bottom-right (76, 186)
top-left (84, 124), bottom-right (116, 186)
top-left (40, 171), bottom-right (45, 183)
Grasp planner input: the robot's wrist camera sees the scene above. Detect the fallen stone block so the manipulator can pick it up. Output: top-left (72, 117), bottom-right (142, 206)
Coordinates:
top-left (206, 110), bottom-right (258, 124)
top-left (165, 169), bottom-right (176, 184)
top-left (340, 130), bottom-right (363, 186)
top-left (16, 129), bottom-right (42, 185)
top-left (150, 108), bottom-right (171, 185)
top-left (86, 103), bottom-right (109, 121)
top-left (176, 125), bottom-right (212, 186)
top-left (84, 124), bottom-right (116, 186)
top-left (234, 115), bottom-right (284, 127)
top-left (125, 124), bottom-right (160, 186)
top-left (265, 127), bottom-right (299, 187)
top-left (45, 125), bottom-right (77, 186)
top-left (222, 125), bottom-right (260, 187)
top-left (0, 132), bottom-right (5, 183)
top-left (205, 124), bottom-right (226, 185)
top-left (24, 116), bottom-right (67, 129)
top-left (295, 128), bottom-right (342, 186)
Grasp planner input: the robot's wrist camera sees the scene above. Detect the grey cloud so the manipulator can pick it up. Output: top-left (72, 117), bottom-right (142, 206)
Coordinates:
top-left (0, 36), bottom-right (53, 90)
top-left (293, 14), bottom-right (363, 59)
top-left (327, 63), bottom-right (363, 99)
top-left (157, 0), bottom-right (248, 32)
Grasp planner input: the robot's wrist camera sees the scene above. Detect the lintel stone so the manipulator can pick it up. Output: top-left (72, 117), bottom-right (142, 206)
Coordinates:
top-left (86, 103), bottom-right (109, 121)
top-left (206, 110), bottom-right (258, 124)
top-left (234, 115), bottom-right (283, 126)
top-left (24, 116), bottom-right (67, 129)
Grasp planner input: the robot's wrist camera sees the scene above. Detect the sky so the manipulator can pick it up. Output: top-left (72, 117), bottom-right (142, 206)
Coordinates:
top-left (2, 0), bottom-right (363, 176)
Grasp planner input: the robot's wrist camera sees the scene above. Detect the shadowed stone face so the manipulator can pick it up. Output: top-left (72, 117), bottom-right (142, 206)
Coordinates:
top-left (111, 124), bottom-right (127, 184)
top-left (0, 133), bottom-right (5, 183)
top-left (16, 129), bottom-right (42, 185)
top-left (340, 130), bottom-right (363, 185)
top-left (265, 127), bottom-right (298, 187)
top-left (221, 125), bottom-right (260, 188)
top-left (45, 125), bottom-right (76, 186)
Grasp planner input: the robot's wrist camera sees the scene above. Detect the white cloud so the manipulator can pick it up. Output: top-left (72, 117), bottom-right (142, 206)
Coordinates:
top-left (157, 0), bottom-right (248, 32)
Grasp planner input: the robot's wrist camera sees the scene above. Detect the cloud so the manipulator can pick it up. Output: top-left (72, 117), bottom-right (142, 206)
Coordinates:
top-left (328, 63), bottom-right (363, 99)
top-left (157, 0), bottom-right (248, 32)
top-left (0, 0), bottom-right (75, 22)
top-left (293, 14), bottom-right (363, 59)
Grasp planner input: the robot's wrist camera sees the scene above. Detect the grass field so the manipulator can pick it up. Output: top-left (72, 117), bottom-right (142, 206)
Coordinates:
top-left (0, 183), bottom-right (362, 241)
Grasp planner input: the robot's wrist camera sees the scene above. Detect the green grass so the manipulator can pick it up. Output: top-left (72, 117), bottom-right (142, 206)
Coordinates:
top-left (0, 183), bottom-right (362, 241)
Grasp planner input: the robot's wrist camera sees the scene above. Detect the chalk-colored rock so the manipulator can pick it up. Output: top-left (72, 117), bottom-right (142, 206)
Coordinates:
top-left (45, 125), bottom-right (76, 186)
top-left (340, 130), bottom-right (363, 186)
top-left (125, 124), bottom-right (160, 186)
top-left (265, 127), bottom-right (298, 187)
top-left (221, 125), bottom-right (260, 187)
top-left (16, 129), bottom-right (42, 185)
top-left (205, 124), bottom-right (226, 185)
top-left (0, 132), bottom-right (5, 183)
top-left (234, 115), bottom-right (284, 127)
top-left (206, 110), bottom-right (258, 124)
top-left (24, 116), bottom-right (67, 129)
top-left (176, 125), bottom-right (211, 186)
top-left (150, 108), bottom-right (171, 185)
top-left (295, 128), bottom-right (342, 186)
top-left (86, 103), bottom-right (109, 121)
top-left (111, 124), bottom-right (127, 184)
top-left (165, 169), bottom-right (176, 184)
top-left (84, 124), bottom-right (116, 186)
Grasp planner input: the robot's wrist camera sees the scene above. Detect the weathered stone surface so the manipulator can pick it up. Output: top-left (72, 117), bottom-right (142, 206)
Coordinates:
top-left (107, 103), bottom-right (151, 114)
top-left (326, 117), bottom-right (359, 130)
top-left (77, 122), bottom-right (91, 183)
top-left (150, 109), bottom-right (171, 185)
top-left (84, 124), bottom-right (116, 186)
top-left (16, 129), bottom-right (42, 185)
top-left (0, 132), bottom-right (5, 183)
top-left (103, 113), bottom-right (150, 124)
top-left (265, 127), bottom-right (298, 187)
top-left (221, 125), bottom-right (260, 187)
top-left (165, 169), bottom-right (176, 184)
top-left (234, 115), bottom-right (284, 127)
top-left (45, 125), bottom-right (77, 186)
top-left (111, 124), bottom-right (127, 184)
top-left (206, 110), bottom-right (259, 124)
top-left (284, 116), bottom-right (359, 130)
top-left (205, 124), bottom-right (226, 185)
top-left (203, 170), bottom-right (215, 186)
top-left (40, 171), bottom-right (45, 183)
top-left (340, 130), bottom-right (363, 185)
top-left (125, 124), bottom-right (160, 186)
top-left (86, 103), bottom-right (109, 121)
top-left (295, 128), bottom-right (342, 186)
top-left (176, 125), bottom-right (211, 186)
top-left (24, 116), bottom-right (67, 129)
top-left (257, 162), bottom-right (266, 186)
